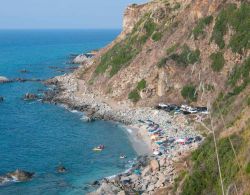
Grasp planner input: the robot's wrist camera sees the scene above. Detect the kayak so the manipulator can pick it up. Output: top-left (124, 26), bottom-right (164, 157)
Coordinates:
top-left (93, 147), bottom-right (103, 151)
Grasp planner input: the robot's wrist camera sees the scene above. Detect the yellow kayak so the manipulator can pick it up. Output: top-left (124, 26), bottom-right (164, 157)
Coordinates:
top-left (93, 147), bottom-right (103, 151)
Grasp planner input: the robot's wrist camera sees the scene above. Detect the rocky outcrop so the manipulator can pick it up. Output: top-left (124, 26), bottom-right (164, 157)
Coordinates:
top-left (150, 159), bottom-right (160, 172)
top-left (7, 170), bottom-right (34, 181)
top-left (72, 0), bottom-right (249, 108)
top-left (87, 155), bottom-right (179, 195)
top-left (0, 76), bottom-right (11, 84)
top-left (122, 3), bottom-right (148, 36)
top-left (72, 54), bottom-right (92, 64)
top-left (56, 165), bottom-right (67, 173)
top-left (45, 0), bottom-right (250, 194)
top-left (0, 170), bottom-right (34, 185)
top-left (23, 93), bottom-right (38, 101)
top-left (157, 69), bottom-right (167, 97)
top-left (19, 69), bottom-right (30, 73)
top-left (15, 78), bottom-right (42, 83)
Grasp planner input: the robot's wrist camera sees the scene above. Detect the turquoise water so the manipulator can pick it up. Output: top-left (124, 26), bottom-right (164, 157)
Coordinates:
top-left (0, 30), bottom-right (137, 195)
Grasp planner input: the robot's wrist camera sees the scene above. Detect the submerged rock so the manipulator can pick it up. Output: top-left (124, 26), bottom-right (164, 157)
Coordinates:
top-left (2, 169), bottom-right (34, 183)
top-left (91, 180), bottom-right (100, 186)
top-left (23, 93), bottom-right (38, 101)
top-left (20, 69), bottom-right (30, 73)
top-left (0, 176), bottom-right (10, 185)
top-left (56, 166), bottom-right (67, 173)
top-left (15, 78), bottom-right (42, 83)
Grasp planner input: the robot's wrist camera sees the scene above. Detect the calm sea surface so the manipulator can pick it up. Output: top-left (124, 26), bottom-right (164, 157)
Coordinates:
top-left (0, 30), bottom-right (136, 195)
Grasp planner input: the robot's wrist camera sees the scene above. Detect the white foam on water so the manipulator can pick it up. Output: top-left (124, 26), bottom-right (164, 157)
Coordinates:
top-left (126, 128), bottom-right (132, 134)
top-left (106, 175), bottom-right (117, 179)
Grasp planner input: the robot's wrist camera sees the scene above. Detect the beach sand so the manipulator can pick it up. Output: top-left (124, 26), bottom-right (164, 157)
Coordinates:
top-left (123, 125), bottom-right (153, 155)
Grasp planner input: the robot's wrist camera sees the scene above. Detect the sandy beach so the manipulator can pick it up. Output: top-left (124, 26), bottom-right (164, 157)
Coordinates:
top-left (123, 125), bottom-right (153, 155)
top-left (43, 73), bottom-right (205, 195)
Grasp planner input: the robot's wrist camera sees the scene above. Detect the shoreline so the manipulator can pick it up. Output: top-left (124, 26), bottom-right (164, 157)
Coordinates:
top-left (122, 125), bottom-right (153, 156)
top-left (43, 73), bottom-right (204, 194)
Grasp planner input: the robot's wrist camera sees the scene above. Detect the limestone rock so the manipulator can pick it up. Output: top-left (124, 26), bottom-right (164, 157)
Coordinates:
top-left (117, 191), bottom-right (126, 195)
top-left (141, 165), bottom-right (151, 177)
top-left (150, 159), bottom-right (160, 172)
top-left (157, 70), bottom-right (166, 97)
top-left (147, 183), bottom-right (155, 192)
top-left (159, 158), bottom-right (166, 167)
top-left (152, 187), bottom-right (171, 195)
top-left (95, 182), bottom-right (119, 195)
top-left (72, 54), bottom-right (91, 64)
top-left (129, 174), bottom-right (139, 182)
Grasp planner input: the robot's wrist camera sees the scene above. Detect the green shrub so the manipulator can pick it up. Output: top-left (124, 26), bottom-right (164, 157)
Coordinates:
top-left (192, 16), bottom-right (213, 39)
top-left (152, 32), bottom-right (163, 42)
top-left (95, 39), bottom-right (139, 77)
top-left (214, 57), bottom-right (250, 115)
top-left (211, 4), bottom-right (237, 49)
top-left (95, 14), bottom-right (157, 77)
top-left (166, 43), bottom-right (180, 55)
top-left (210, 52), bottom-right (225, 72)
top-left (205, 84), bottom-right (215, 91)
top-left (157, 57), bottom-right (168, 68)
top-left (182, 135), bottom-right (242, 194)
top-left (137, 79), bottom-right (147, 90)
top-left (128, 79), bottom-right (147, 102)
top-left (247, 97), bottom-right (250, 106)
top-left (144, 19), bottom-right (156, 36)
top-left (181, 84), bottom-right (197, 102)
top-left (170, 45), bottom-right (200, 67)
top-left (228, 57), bottom-right (250, 87)
top-left (173, 3), bottom-right (181, 10)
top-left (246, 162), bottom-right (250, 174)
top-left (211, 3), bottom-right (250, 53)
top-left (228, 3), bottom-right (250, 53)
top-left (128, 90), bottom-right (140, 102)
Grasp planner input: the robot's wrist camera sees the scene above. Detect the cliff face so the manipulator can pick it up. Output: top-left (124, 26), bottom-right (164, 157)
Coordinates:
top-left (72, 0), bottom-right (250, 193)
top-left (76, 0), bottom-right (248, 109)
top-left (69, 0), bottom-right (250, 194)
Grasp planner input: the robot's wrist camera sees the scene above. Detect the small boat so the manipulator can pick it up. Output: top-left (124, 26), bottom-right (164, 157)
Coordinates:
top-left (93, 147), bottom-right (103, 151)
top-left (120, 155), bottom-right (127, 159)
top-left (93, 145), bottom-right (105, 151)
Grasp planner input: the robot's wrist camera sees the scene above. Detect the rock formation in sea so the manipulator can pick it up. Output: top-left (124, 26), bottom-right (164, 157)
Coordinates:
top-left (0, 76), bottom-right (11, 84)
top-left (23, 93), bottom-right (38, 101)
top-left (0, 170), bottom-right (34, 185)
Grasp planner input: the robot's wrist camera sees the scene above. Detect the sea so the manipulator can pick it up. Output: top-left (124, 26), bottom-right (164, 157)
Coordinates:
top-left (0, 29), bottom-right (137, 195)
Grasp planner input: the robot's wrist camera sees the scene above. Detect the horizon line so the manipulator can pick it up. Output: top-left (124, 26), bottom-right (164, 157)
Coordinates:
top-left (0, 28), bottom-right (122, 31)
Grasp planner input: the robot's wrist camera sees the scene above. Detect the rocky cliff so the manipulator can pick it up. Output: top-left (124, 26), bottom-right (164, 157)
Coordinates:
top-left (76, 0), bottom-right (249, 108)
top-left (71, 0), bottom-right (250, 193)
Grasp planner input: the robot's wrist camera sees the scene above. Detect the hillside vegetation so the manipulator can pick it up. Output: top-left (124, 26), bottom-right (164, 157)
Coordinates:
top-left (75, 0), bottom-right (250, 193)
